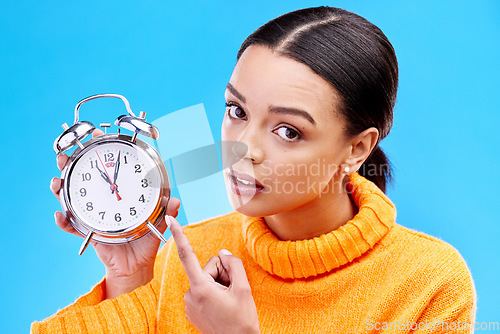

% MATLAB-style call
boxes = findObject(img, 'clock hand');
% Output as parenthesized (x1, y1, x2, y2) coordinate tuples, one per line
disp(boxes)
(96, 163, 112, 185)
(112, 151, 121, 193)
(96, 151, 122, 201)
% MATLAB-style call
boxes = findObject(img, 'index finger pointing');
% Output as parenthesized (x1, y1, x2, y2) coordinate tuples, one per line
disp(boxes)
(167, 215, 203, 284)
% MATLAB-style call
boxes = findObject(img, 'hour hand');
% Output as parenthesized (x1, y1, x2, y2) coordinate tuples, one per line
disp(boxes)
(96, 164, 112, 185)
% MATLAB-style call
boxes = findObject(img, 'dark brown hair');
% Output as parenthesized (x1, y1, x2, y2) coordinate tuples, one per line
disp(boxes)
(237, 6, 398, 192)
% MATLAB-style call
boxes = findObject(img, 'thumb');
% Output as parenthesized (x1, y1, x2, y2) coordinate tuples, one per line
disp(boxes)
(218, 249, 251, 293)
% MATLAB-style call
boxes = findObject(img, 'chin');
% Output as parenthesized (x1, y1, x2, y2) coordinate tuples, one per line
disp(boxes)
(224, 186, 269, 218)
(225, 191, 261, 217)
(223, 175, 313, 218)
(232, 204, 268, 218)
(225, 190, 295, 218)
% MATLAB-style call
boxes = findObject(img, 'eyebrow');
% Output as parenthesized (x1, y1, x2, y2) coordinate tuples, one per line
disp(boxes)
(225, 83, 317, 126)
(226, 83, 247, 104)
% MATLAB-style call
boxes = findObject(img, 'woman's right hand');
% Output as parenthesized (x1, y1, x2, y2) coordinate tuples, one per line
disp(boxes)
(50, 129, 181, 299)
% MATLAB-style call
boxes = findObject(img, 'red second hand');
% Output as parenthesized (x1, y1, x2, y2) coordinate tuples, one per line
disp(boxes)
(96, 151, 122, 201)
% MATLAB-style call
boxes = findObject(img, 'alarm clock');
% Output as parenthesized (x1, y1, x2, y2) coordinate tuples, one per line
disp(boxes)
(53, 94, 170, 255)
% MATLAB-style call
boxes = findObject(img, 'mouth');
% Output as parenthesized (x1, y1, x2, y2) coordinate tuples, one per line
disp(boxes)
(226, 169, 265, 197)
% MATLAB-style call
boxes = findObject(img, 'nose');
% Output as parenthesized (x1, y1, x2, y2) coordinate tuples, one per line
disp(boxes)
(233, 125, 264, 163)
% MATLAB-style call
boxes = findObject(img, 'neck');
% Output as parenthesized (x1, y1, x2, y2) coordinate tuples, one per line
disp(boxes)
(263, 176, 358, 241)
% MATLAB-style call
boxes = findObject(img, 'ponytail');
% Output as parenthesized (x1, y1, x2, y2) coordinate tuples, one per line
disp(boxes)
(357, 146, 392, 193)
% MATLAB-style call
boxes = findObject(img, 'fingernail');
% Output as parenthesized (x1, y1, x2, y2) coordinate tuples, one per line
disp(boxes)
(54, 212, 58, 219)
(166, 215, 172, 228)
(220, 249, 232, 256)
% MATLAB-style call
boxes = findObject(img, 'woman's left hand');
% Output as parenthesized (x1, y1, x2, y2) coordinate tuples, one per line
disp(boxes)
(167, 215, 260, 334)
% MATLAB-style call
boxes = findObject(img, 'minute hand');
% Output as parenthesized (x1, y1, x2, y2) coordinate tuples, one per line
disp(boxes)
(112, 151, 121, 193)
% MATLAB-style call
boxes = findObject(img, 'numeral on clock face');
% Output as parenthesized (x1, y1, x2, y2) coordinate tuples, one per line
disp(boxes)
(104, 153, 114, 162)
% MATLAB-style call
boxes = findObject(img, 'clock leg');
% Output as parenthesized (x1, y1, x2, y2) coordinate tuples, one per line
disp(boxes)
(79, 231, 94, 255)
(146, 222, 168, 243)
(146, 207, 168, 243)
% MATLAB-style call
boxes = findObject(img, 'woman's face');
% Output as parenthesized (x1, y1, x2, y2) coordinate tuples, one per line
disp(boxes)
(221, 44, 351, 217)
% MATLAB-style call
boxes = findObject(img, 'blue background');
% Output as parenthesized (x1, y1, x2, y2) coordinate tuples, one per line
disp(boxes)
(1, 0, 498, 332)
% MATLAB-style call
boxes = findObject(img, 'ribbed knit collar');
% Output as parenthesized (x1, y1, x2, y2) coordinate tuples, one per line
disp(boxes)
(241, 172, 396, 279)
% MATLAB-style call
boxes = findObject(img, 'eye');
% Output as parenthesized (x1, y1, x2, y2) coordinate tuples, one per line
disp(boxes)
(274, 126, 301, 142)
(225, 103, 247, 120)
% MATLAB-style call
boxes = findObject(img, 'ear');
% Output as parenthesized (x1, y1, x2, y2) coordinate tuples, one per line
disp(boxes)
(344, 127, 379, 172)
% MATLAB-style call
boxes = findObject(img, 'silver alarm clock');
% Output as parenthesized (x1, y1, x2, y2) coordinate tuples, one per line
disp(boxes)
(54, 94, 170, 255)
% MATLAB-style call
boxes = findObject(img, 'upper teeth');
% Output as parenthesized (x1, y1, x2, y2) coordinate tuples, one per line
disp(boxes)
(235, 176, 254, 185)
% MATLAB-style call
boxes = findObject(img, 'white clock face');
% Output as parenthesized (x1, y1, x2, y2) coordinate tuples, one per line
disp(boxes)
(67, 140, 162, 232)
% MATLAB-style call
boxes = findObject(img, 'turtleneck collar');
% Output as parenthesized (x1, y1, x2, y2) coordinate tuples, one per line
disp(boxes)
(241, 172, 397, 279)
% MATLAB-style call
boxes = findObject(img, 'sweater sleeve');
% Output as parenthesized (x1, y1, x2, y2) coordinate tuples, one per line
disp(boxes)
(413, 248, 477, 334)
(30, 239, 172, 334)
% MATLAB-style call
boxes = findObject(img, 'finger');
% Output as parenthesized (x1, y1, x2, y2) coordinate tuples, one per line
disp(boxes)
(54, 211, 83, 239)
(92, 129, 105, 138)
(202, 255, 230, 287)
(218, 250, 252, 292)
(165, 197, 181, 218)
(50, 177, 62, 200)
(167, 215, 203, 284)
(202, 256, 220, 280)
(56, 154, 69, 171)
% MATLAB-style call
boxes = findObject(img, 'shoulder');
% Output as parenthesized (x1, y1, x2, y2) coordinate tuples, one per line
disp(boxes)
(382, 224, 477, 324)
(183, 211, 242, 234)
(181, 211, 243, 248)
(184, 211, 244, 258)
(386, 224, 468, 265)
(381, 223, 475, 292)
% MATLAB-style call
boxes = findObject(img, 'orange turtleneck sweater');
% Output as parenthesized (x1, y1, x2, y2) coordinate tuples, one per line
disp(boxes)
(31, 173, 476, 333)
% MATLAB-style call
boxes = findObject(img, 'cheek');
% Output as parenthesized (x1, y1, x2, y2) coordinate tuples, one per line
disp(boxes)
(221, 118, 229, 141)
(221, 118, 243, 142)
(221, 119, 247, 169)
(260, 149, 338, 198)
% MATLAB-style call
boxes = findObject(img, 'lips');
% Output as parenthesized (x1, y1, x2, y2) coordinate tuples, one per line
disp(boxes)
(226, 169, 265, 197)
(227, 169, 264, 188)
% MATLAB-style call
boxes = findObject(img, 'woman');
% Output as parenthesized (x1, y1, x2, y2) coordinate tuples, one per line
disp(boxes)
(33, 6, 476, 333)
